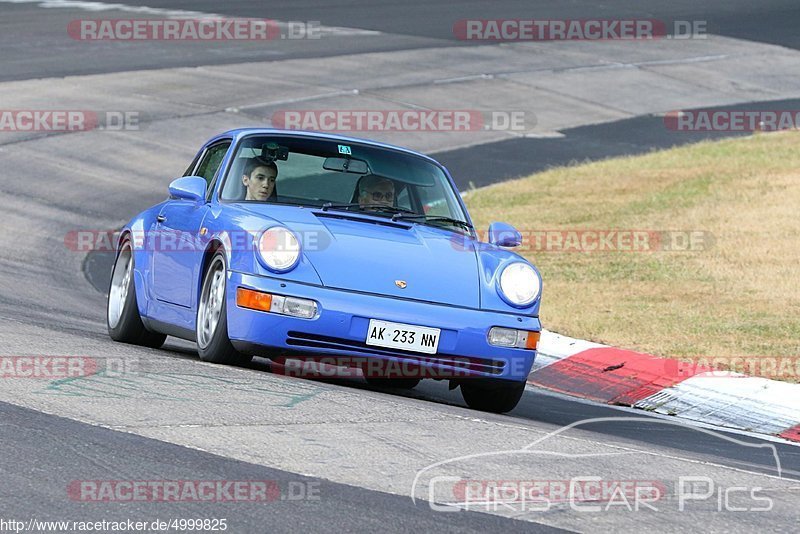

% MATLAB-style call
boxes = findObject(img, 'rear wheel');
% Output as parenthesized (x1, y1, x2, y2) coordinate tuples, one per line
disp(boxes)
(196, 252, 251, 366)
(107, 238, 166, 348)
(461, 381, 526, 414)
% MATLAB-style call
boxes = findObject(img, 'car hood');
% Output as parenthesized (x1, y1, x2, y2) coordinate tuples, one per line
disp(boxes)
(234, 204, 481, 308)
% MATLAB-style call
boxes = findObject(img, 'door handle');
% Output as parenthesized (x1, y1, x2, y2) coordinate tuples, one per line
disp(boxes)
(156, 215, 167, 223)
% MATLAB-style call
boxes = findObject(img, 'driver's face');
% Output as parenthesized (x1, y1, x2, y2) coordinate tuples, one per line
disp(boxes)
(243, 165, 277, 201)
(359, 181, 395, 208)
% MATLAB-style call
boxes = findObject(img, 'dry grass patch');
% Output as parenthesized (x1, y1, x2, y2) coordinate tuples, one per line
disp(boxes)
(465, 131, 800, 380)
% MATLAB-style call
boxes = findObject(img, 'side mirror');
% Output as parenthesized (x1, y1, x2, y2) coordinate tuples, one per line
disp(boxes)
(168, 176, 207, 203)
(488, 222, 522, 247)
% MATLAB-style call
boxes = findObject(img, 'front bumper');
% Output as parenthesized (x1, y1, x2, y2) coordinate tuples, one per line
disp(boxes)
(226, 271, 540, 383)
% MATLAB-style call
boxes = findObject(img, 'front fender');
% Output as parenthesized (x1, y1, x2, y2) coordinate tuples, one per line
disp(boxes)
(201, 206, 323, 286)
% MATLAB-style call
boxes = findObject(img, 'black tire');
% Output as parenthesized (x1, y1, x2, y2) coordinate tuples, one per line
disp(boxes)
(196, 252, 251, 366)
(364, 376, 421, 390)
(107, 238, 166, 349)
(461, 381, 526, 413)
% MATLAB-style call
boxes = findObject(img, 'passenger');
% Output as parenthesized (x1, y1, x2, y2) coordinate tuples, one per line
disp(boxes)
(242, 158, 278, 201)
(357, 174, 395, 209)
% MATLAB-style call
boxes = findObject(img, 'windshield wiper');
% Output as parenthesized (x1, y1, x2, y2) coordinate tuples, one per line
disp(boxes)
(391, 213, 474, 231)
(320, 202, 416, 215)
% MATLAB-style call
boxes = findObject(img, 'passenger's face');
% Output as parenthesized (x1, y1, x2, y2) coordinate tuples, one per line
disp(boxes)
(359, 181, 395, 208)
(243, 166, 277, 201)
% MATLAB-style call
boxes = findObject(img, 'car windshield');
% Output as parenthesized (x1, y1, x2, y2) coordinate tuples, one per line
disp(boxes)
(220, 135, 471, 234)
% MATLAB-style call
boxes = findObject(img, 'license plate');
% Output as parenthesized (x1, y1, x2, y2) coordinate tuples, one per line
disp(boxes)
(365, 319, 440, 354)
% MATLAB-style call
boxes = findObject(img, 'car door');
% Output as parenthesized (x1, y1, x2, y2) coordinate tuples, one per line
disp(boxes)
(152, 139, 231, 308)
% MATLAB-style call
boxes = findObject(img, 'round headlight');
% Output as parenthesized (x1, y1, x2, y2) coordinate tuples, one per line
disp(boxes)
(257, 227, 301, 272)
(498, 262, 541, 307)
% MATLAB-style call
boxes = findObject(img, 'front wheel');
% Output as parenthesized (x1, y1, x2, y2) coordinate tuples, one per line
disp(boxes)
(196, 252, 251, 366)
(107, 238, 166, 348)
(461, 381, 526, 414)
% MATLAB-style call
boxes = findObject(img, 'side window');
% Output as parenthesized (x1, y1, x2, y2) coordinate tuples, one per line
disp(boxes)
(182, 152, 201, 177)
(194, 141, 232, 190)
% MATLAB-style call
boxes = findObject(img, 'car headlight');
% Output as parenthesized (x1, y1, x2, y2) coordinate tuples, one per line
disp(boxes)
(497, 262, 541, 307)
(257, 226, 301, 272)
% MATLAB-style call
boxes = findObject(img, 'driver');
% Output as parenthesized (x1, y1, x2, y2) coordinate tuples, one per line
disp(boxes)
(242, 157, 278, 201)
(357, 174, 395, 209)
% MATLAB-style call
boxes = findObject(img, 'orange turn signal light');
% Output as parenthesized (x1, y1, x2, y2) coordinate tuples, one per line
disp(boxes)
(525, 330, 541, 350)
(236, 288, 273, 312)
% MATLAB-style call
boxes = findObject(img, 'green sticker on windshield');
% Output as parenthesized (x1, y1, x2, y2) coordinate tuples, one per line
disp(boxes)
(338, 145, 352, 155)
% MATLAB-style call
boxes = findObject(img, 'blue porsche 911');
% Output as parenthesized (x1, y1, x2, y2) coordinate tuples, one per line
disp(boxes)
(107, 129, 542, 413)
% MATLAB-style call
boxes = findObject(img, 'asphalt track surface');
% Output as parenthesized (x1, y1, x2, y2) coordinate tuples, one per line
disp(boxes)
(0, 401, 560, 533)
(2, 1, 800, 532)
(2, 0, 799, 82)
(119, 0, 800, 49)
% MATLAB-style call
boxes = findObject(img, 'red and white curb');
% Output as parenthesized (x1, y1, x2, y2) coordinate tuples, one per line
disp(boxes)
(529, 330, 800, 443)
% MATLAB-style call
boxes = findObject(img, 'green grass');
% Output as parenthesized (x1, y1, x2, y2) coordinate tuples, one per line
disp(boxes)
(464, 131, 800, 380)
